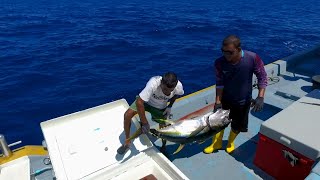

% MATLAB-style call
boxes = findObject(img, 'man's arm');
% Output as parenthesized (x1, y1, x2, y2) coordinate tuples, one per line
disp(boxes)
(162, 95, 179, 119)
(257, 88, 265, 98)
(252, 54, 267, 111)
(215, 60, 224, 105)
(168, 95, 179, 108)
(215, 88, 223, 104)
(253, 54, 267, 98)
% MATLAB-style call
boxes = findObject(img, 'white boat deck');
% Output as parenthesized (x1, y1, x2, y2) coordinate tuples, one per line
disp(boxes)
(148, 45, 320, 179)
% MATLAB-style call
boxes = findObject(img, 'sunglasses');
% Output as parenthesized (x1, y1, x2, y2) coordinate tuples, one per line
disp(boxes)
(221, 48, 238, 56)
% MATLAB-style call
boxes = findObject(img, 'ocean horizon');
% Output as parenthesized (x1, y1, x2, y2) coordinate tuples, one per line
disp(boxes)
(1, 0, 319, 145)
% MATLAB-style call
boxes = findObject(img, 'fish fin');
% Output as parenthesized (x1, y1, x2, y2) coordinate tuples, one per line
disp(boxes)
(187, 126, 205, 138)
(126, 128, 142, 141)
(154, 118, 175, 125)
(164, 119, 175, 125)
(173, 144, 185, 155)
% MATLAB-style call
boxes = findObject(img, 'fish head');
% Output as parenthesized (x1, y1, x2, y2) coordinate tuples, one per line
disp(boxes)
(207, 109, 231, 127)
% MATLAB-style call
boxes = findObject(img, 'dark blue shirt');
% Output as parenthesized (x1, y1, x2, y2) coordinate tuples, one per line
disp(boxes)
(215, 50, 267, 105)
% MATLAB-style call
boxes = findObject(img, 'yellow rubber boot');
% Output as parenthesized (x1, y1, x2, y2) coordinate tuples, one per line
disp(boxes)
(203, 130, 224, 154)
(226, 130, 239, 154)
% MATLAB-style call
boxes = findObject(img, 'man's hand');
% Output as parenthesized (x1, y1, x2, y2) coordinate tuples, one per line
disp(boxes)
(213, 103, 222, 112)
(163, 107, 172, 119)
(251, 97, 264, 112)
(140, 121, 150, 134)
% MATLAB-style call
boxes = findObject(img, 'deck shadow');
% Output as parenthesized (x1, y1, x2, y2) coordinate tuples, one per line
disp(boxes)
(159, 140, 214, 161)
(116, 130, 137, 161)
(305, 89, 320, 99)
(301, 85, 314, 93)
(250, 103, 282, 121)
(287, 61, 320, 77)
(116, 128, 148, 162)
(281, 74, 311, 82)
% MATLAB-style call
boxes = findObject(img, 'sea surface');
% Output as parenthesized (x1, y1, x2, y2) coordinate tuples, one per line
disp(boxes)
(1, 0, 319, 145)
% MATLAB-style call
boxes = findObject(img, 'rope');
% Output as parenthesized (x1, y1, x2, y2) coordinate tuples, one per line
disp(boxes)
(252, 76, 280, 89)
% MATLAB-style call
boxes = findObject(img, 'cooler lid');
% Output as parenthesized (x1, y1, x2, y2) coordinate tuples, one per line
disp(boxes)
(260, 89, 320, 160)
(40, 99, 152, 180)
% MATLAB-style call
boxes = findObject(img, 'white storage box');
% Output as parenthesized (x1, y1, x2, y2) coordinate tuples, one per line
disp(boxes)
(41, 99, 188, 180)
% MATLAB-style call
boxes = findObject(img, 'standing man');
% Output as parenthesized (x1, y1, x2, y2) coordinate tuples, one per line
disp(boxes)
(118, 72, 184, 155)
(204, 35, 267, 154)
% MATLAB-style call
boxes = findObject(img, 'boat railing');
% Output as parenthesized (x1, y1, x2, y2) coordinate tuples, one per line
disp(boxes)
(0, 134, 12, 157)
(0, 135, 22, 158)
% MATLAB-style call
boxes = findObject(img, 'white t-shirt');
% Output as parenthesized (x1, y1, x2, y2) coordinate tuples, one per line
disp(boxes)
(139, 76, 184, 109)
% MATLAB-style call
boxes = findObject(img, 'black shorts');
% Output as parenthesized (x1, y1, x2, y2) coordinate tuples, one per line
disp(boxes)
(222, 101, 251, 132)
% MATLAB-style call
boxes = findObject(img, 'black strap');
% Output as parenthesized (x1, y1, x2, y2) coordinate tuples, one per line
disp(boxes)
(205, 116, 213, 130)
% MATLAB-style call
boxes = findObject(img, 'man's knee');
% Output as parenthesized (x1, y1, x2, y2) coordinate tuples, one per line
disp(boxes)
(124, 109, 137, 121)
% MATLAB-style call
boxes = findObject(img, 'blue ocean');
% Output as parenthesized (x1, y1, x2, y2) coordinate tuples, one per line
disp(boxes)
(1, 0, 319, 146)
